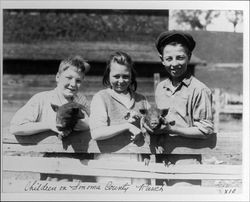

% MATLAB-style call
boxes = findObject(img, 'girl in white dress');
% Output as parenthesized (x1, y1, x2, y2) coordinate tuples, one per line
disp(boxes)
(89, 51, 150, 184)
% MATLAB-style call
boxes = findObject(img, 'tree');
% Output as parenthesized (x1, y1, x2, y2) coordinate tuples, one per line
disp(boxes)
(225, 10, 243, 32)
(173, 10, 220, 30)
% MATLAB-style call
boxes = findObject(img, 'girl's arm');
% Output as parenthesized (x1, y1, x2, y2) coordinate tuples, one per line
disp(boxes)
(91, 122, 140, 141)
(89, 93, 141, 140)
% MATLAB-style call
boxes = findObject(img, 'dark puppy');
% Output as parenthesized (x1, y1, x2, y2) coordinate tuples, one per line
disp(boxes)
(143, 107, 169, 130)
(51, 102, 88, 140)
(141, 106, 174, 165)
(142, 106, 170, 153)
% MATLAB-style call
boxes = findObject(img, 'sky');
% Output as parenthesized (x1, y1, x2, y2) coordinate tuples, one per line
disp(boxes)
(169, 10, 243, 33)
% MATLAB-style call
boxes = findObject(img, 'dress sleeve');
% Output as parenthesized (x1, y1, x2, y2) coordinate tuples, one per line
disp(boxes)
(10, 94, 42, 127)
(193, 88, 214, 135)
(89, 93, 108, 130)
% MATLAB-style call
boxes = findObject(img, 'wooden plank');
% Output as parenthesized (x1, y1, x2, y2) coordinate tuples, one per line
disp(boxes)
(3, 129, 242, 155)
(3, 42, 204, 64)
(220, 105, 243, 114)
(3, 156, 242, 180)
(213, 88, 220, 132)
(3, 130, 151, 154)
(2, 75, 155, 88)
(2, 143, 151, 154)
(4, 156, 242, 175)
(2, 133, 217, 154)
(2, 179, 242, 194)
(75, 159, 242, 176)
(153, 73, 160, 92)
(214, 63, 242, 68)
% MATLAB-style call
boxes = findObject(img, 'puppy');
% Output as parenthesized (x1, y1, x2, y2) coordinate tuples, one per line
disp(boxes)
(141, 106, 174, 165)
(124, 106, 173, 165)
(51, 102, 88, 140)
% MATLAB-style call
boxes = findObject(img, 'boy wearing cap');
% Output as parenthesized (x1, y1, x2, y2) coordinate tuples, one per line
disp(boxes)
(154, 30, 214, 186)
(10, 55, 92, 181)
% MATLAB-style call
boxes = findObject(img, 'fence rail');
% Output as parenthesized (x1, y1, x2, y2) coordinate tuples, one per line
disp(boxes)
(2, 73, 243, 195)
(3, 156, 241, 180)
(2, 127, 242, 194)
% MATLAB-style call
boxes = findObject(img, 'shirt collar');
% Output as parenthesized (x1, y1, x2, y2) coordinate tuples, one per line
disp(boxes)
(163, 75, 193, 89)
(54, 87, 76, 105)
(107, 88, 135, 109)
(182, 74, 193, 86)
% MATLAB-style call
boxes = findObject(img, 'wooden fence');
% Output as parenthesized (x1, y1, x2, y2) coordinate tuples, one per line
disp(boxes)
(2, 74, 243, 196)
(2, 125, 242, 195)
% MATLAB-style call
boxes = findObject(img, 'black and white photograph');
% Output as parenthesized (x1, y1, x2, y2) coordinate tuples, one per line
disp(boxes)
(1, 1, 249, 201)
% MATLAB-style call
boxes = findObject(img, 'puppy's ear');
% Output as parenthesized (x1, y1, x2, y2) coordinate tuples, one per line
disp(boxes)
(78, 109, 85, 119)
(139, 108, 147, 115)
(158, 54, 163, 61)
(51, 103, 59, 112)
(79, 104, 90, 116)
(161, 109, 169, 117)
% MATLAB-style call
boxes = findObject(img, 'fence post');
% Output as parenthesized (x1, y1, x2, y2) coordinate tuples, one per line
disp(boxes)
(152, 73, 160, 186)
(154, 73, 160, 93)
(213, 88, 220, 133)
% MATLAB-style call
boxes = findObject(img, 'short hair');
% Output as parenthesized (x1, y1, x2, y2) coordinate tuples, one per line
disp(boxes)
(102, 51, 137, 92)
(58, 55, 90, 74)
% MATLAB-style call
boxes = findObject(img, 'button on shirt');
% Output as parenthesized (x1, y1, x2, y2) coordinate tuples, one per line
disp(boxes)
(155, 75, 214, 135)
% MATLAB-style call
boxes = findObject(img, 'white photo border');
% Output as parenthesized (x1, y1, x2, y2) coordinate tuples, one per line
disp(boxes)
(1, 1, 249, 201)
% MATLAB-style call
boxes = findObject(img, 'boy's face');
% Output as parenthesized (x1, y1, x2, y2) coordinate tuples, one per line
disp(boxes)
(56, 65, 84, 99)
(161, 44, 189, 80)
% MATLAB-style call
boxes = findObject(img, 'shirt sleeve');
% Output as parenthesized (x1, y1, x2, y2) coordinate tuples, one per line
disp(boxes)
(193, 88, 214, 135)
(89, 93, 108, 130)
(76, 94, 90, 116)
(10, 94, 42, 127)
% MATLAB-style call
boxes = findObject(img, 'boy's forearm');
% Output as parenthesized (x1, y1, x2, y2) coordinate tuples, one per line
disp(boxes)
(10, 122, 52, 136)
(169, 126, 207, 139)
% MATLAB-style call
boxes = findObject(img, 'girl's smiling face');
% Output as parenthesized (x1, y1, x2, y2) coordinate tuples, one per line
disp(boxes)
(109, 61, 131, 94)
(56, 65, 84, 99)
(161, 44, 190, 80)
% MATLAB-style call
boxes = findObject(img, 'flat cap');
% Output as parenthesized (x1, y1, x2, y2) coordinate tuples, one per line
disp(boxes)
(155, 30, 196, 54)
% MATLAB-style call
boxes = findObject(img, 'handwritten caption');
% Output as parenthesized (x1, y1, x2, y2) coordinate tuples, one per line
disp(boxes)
(19, 180, 239, 194)
(24, 180, 164, 193)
